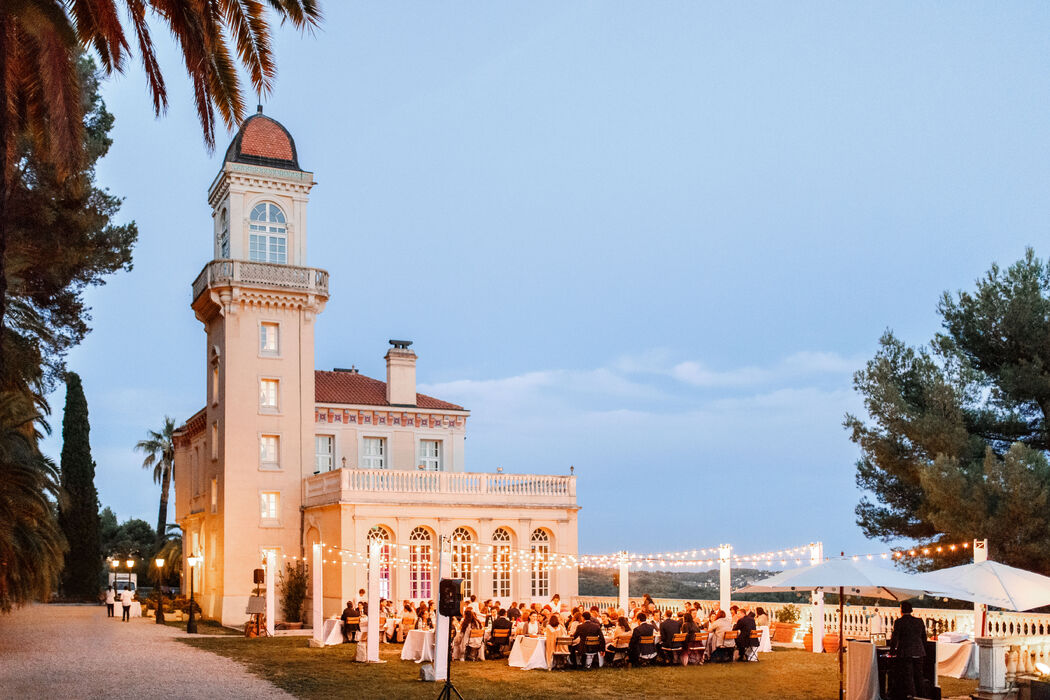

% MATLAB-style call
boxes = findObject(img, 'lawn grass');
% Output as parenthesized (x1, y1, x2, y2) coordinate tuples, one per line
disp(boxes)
(160, 617, 241, 635)
(178, 638, 979, 699)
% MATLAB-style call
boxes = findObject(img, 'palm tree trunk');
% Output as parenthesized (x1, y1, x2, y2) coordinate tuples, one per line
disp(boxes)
(0, 15, 10, 382)
(156, 464, 171, 550)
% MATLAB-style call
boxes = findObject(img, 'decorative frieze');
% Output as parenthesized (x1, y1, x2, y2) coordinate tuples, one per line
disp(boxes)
(314, 408, 465, 429)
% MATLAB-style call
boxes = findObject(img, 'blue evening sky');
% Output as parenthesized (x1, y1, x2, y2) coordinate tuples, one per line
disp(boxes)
(40, 2, 1050, 562)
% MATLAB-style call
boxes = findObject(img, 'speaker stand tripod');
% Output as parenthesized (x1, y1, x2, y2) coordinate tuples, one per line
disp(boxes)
(436, 623, 463, 700)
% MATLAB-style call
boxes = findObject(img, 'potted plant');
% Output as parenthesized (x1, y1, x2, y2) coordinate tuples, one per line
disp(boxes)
(279, 562, 308, 629)
(773, 605, 801, 643)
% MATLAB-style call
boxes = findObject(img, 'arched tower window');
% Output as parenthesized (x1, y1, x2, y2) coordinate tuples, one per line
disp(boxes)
(491, 528, 512, 600)
(451, 527, 473, 598)
(409, 527, 433, 600)
(249, 202, 287, 264)
(367, 525, 392, 599)
(218, 209, 229, 258)
(530, 529, 550, 600)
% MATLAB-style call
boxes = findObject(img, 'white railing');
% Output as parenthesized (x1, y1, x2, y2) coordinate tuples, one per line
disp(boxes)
(574, 595, 1050, 642)
(305, 468, 576, 507)
(192, 259, 329, 301)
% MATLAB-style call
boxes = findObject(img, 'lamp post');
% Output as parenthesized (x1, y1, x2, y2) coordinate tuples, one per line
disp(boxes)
(187, 554, 202, 634)
(125, 558, 135, 591)
(154, 558, 166, 625)
(110, 559, 119, 589)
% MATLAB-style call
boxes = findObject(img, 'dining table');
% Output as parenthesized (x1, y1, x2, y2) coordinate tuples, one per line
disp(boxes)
(401, 629, 436, 663)
(321, 618, 344, 646)
(508, 635, 548, 670)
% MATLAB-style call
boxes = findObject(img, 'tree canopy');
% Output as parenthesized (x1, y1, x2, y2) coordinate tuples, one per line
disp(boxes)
(848, 249, 1050, 573)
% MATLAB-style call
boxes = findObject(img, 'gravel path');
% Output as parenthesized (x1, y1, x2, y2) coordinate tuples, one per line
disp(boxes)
(0, 604, 293, 699)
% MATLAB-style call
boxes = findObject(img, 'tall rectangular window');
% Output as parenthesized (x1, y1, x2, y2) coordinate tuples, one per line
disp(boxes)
(260, 492, 280, 521)
(418, 440, 442, 471)
(315, 435, 334, 473)
(210, 477, 218, 513)
(361, 438, 386, 469)
(211, 367, 219, 404)
(259, 379, 279, 410)
(260, 322, 279, 355)
(259, 435, 280, 468)
(211, 423, 218, 460)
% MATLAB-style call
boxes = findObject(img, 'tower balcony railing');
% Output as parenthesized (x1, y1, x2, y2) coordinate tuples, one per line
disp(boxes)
(304, 468, 577, 508)
(192, 259, 329, 301)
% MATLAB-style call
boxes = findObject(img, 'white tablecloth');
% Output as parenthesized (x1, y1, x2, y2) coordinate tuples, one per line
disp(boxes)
(937, 640, 978, 679)
(757, 625, 772, 652)
(508, 636, 548, 670)
(847, 640, 882, 700)
(120, 602, 141, 618)
(322, 619, 344, 646)
(401, 629, 435, 663)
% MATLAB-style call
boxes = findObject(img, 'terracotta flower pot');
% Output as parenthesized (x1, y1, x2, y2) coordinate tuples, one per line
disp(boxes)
(803, 632, 813, 652)
(772, 622, 799, 643)
(823, 634, 840, 654)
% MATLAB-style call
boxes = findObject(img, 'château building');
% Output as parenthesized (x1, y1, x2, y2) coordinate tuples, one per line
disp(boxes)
(172, 110, 579, 627)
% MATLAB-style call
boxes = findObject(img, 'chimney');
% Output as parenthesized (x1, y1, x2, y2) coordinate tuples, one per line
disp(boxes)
(385, 340, 417, 406)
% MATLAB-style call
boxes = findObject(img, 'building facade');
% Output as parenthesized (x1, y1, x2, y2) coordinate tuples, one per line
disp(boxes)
(173, 111, 579, 627)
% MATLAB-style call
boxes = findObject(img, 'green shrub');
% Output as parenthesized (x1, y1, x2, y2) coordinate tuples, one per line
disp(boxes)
(279, 562, 308, 623)
(775, 604, 801, 624)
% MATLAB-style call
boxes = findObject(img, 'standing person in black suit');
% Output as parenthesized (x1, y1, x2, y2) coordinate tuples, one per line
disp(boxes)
(570, 611, 603, 667)
(733, 610, 757, 661)
(888, 601, 927, 699)
(659, 610, 682, 664)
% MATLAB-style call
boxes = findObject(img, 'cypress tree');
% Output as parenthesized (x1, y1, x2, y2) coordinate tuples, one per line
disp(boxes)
(58, 372, 102, 598)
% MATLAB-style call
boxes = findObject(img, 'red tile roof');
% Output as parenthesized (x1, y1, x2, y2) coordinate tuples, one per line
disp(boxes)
(240, 116, 294, 161)
(315, 370, 465, 411)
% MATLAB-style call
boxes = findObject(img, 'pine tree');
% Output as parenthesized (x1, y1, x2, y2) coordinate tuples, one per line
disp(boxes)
(58, 372, 101, 598)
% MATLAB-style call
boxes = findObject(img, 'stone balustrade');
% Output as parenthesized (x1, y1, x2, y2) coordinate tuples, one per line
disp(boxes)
(304, 468, 577, 508)
(575, 595, 1050, 644)
(192, 259, 329, 301)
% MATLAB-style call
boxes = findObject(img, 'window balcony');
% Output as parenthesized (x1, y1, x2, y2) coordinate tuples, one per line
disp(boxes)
(304, 469, 577, 509)
(192, 259, 329, 302)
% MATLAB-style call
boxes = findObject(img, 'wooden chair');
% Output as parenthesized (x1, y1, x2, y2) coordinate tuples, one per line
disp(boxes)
(606, 632, 632, 668)
(744, 629, 762, 662)
(343, 616, 361, 642)
(634, 635, 658, 667)
(581, 635, 604, 669)
(551, 636, 573, 670)
(464, 628, 486, 661)
(685, 632, 708, 665)
(660, 632, 687, 664)
(486, 628, 511, 659)
(710, 630, 738, 663)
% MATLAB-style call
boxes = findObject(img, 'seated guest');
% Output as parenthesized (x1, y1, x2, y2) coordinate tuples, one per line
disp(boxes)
(570, 611, 603, 667)
(487, 608, 513, 657)
(567, 610, 583, 637)
(659, 610, 682, 664)
(399, 601, 417, 641)
(452, 609, 484, 661)
(507, 602, 521, 623)
(606, 616, 633, 665)
(755, 607, 770, 628)
(518, 610, 541, 636)
(680, 613, 702, 666)
(417, 608, 433, 630)
(706, 610, 732, 659)
(544, 613, 570, 668)
(733, 609, 757, 661)
(600, 612, 613, 630)
(340, 600, 359, 643)
(628, 612, 658, 666)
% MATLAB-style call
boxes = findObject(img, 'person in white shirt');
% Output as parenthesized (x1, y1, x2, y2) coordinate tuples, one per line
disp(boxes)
(105, 586, 115, 618)
(119, 586, 133, 622)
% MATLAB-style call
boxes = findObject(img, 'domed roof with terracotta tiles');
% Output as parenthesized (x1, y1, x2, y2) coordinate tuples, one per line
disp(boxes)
(223, 107, 300, 170)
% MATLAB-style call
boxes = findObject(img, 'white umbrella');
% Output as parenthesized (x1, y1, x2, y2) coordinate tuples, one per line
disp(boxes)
(737, 557, 945, 600)
(737, 558, 963, 700)
(912, 560, 1050, 612)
